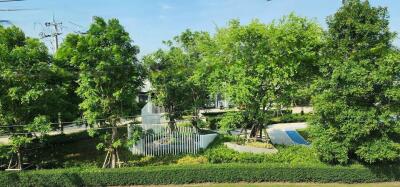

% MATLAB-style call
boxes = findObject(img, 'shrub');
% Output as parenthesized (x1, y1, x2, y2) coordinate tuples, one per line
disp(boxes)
(205, 116, 222, 130)
(246, 142, 274, 149)
(177, 122, 192, 128)
(203, 135, 321, 165)
(0, 163, 399, 186)
(0, 144, 10, 170)
(218, 112, 244, 131)
(270, 113, 311, 124)
(176, 155, 208, 165)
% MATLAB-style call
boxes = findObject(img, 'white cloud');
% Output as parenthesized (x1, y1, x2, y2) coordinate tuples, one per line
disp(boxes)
(160, 3, 173, 10)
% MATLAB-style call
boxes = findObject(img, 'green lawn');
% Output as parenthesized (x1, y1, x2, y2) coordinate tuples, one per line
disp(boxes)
(164, 182, 400, 187)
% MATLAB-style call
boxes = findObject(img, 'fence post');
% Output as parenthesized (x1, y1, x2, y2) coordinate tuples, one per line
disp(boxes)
(58, 112, 63, 134)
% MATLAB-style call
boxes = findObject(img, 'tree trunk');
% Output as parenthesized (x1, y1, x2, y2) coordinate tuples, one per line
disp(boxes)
(110, 126, 118, 168)
(17, 149, 22, 170)
(168, 115, 176, 131)
(191, 109, 201, 132)
(249, 121, 260, 138)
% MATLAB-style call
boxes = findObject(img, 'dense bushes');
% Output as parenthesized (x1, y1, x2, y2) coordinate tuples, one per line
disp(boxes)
(270, 113, 311, 124)
(218, 112, 244, 131)
(204, 112, 312, 130)
(203, 135, 320, 165)
(0, 163, 399, 186)
(0, 145, 9, 170)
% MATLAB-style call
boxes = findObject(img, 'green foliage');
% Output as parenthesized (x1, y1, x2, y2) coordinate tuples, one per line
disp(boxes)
(176, 155, 208, 165)
(270, 113, 312, 124)
(126, 124, 144, 148)
(202, 14, 323, 136)
(218, 112, 244, 131)
(1, 163, 399, 186)
(203, 135, 321, 165)
(56, 17, 145, 164)
(9, 136, 31, 153)
(56, 17, 144, 124)
(144, 30, 211, 125)
(25, 116, 52, 137)
(126, 154, 209, 167)
(176, 122, 192, 128)
(205, 115, 223, 130)
(0, 144, 9, 168)
(24, 127, 136, 169)
(8, 116, 51, 153)
(0, 25, 66, 158)
(310, 0, 400, 164)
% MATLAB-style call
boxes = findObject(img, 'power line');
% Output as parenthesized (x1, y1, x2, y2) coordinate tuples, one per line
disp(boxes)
(68, 21, 87, 34)
(0, 0, 25, 2)
(40, 16, 62, 51)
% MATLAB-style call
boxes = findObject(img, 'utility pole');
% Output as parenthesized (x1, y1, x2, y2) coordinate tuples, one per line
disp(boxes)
(40, 16, 62, 51)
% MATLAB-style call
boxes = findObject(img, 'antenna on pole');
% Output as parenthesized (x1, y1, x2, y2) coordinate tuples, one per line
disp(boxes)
(40, 15, 62, 51)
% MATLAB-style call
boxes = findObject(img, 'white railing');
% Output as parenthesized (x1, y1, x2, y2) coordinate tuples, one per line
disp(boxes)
(128, 124, 217, 156)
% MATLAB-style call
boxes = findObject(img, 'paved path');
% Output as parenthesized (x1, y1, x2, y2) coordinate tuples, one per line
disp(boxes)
(224, 142, 278, 154)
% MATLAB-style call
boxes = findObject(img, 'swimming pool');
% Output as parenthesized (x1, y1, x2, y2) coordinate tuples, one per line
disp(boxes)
(286, 131, 310, 145)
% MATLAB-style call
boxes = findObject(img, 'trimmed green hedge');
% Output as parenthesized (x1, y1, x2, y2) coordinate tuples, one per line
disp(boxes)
(270, 113, 312, 124)
(1, 163, 399, 186)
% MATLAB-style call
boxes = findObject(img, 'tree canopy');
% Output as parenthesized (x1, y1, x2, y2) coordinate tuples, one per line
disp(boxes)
(144, 30, 211, 128)
(202, 14, 323, 137)
(310, 0, 400, 164)
(0, 25, 64, 169)
(56, 17, 145, 168)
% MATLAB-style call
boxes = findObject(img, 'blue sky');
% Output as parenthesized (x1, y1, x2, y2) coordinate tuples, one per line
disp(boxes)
(1, 0, 400, 55)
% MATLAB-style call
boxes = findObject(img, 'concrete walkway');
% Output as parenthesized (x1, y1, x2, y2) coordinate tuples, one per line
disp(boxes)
(224, 142, 278, 154)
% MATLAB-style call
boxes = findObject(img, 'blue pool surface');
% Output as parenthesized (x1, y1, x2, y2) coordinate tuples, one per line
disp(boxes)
(286, 131, 310, 145)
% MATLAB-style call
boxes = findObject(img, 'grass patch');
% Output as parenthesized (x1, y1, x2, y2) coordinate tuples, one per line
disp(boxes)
(28, 126, 136, 169)
(202, 135, 322, 165)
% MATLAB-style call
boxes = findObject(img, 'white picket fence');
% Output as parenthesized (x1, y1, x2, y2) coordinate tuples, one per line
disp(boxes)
(128, 124, 217, 156)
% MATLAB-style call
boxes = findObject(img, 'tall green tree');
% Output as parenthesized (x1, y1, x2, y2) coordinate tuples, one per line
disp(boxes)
(204, 15, 323, 138)
(56, 17, 145, 168)
(144, 30, 211, 129)
(310, 0, 400, 164)
(0, 26, 62, 170)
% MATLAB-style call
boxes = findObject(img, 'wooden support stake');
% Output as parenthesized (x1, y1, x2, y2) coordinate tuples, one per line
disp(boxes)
(58, 112, 63, 134)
